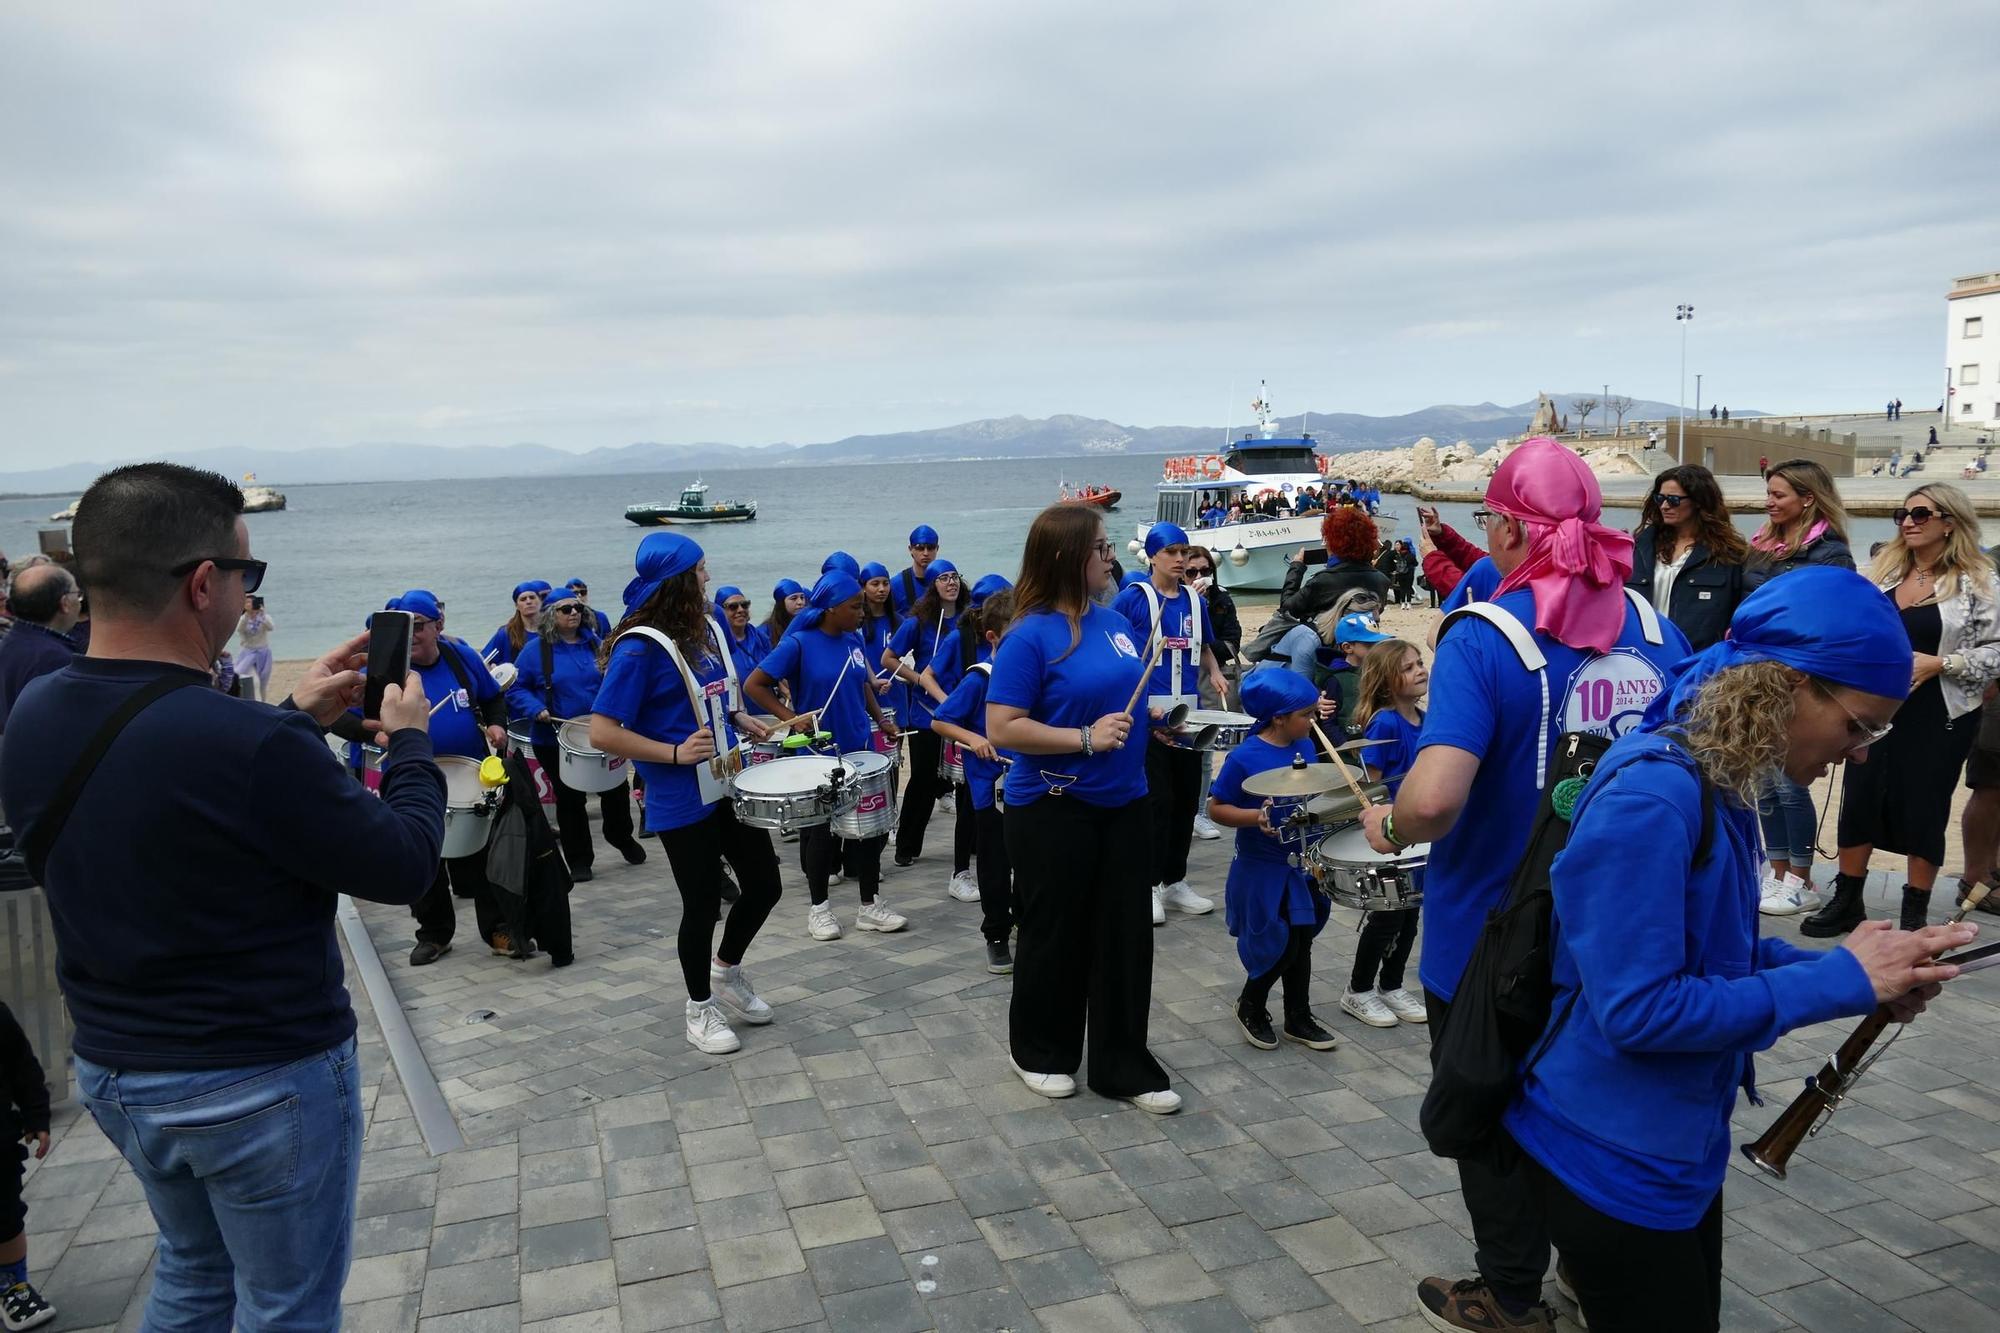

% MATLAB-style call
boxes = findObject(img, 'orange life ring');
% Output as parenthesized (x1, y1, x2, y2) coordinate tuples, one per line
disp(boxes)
(1200, 456, 1224, 480)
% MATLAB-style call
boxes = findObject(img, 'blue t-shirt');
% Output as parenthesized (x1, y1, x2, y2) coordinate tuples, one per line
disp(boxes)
(1361, 708, 1424, 797)
(716, 616, 762, 688)
(989, 606, 1148, 808)
(1111, 581, 1215, 701)
(593, 634, 738, 833)
(350, 639, 499, 762)
(931, 628, 969, 699)
(479, 624, 522, 665)
(890, 565, 935, 614)
(1210, 733, 1314, 869)
(890, 610, 958, 724)
(861, 611, 905, 726)
(1442, 556, 1502, 612)
(508, 636, 605, 746)
(933, 665, 1004, 811)
(759, 627, 875, 754)
(1416, 589, 1688, 1000)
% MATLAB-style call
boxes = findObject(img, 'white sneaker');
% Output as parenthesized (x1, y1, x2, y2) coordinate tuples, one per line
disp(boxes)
(1159, 881, 1215, 915)
(685, 999, 741, 1054)
(1009, 1056, 1076, 1099)
(857, 900, 909, 932)
(937, 791, 956, 815)
(1758, 873, 1807, 916)
(709, 962, 773, 1025)
(1793, 875, 1824, 911)
(828, 870, 845, 887)
(1340, 988, 1399, 1028)
(1125, 1089, 1183, 1115)
(1380, 987, 1428, 1024)
(1150, 886, 1167, 926)
(1191, 813, 1223, 841)
(807, 903, 843, 940)
(947, 870, 980, 902)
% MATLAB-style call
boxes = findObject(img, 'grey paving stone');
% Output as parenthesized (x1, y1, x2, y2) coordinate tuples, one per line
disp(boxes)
(519, 1259, 617, 1322)
(956, 1168, 1049, 1219)
(862, 1163, 956, 1211)
(355, 1208, 439, 1261)
(898, 1238, 1005, 1297)
(819, 1281, 932, 1333)
(977, 1205, 1079, 1261)
(706, 1228, 807, 1288)
(1763, 1277, 1920, 1332)
(1173, 1212, 1285, 1272)
(601, 1121, 679, 1162)
(607, 1187, 697, 1239)
(343, 1292, 424, 1333)
(603, 1153, 687, 1199)
(773, 1161, 868, 1209)
(1138, 1295, 1260, 1333)
(521, 1218, 614, 1273)
(617, 1271, 722, 1331)
(803, 1235, 909, 1297)
(1830, 1198, 1969, 1258)
(1109, 1250, 1225, 1308)
(715, 1272, 823, 1333)
(431, 1215, 521, 1268)
(882, 1199, 982, 1251)
(1888, 1286, 2000, 1333)
(612, 1228, 709, 1284)
(420, 1255, 522, 1318)
(437, 1177, 522, 1226)
(924, 1286, 1042, 1333)
(693, 1189, 790, 1241)
(1003, 1245, 1114, 1308)
(760, 1129, 846, 1172)
(1135, 1176, 1241, 1228)
(789, 1197, 887, 1250)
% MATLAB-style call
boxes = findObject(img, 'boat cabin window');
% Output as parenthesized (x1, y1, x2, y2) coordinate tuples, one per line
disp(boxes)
(1153, 490, 1196, 526)
(1225, 445, 1317, 474)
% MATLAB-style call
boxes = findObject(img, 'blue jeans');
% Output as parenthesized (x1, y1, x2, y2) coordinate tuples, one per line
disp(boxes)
(1758, 777, 1818, 871)
(76, 1038, 362, 1332)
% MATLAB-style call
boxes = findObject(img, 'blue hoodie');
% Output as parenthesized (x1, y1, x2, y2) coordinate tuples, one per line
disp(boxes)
(1502, 734, 1874, 1230)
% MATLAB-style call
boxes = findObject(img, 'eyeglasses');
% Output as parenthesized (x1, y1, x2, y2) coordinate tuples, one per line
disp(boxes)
(1471, 509, 1493, 531)
(169, 556, 266, 593)
(722, 600, 751, 611)
(1092, 539, 1115, 557)
(411, 617, 437, 631)
(936, 572, 961, 582)
(555, 605, 583, 615)
(1892, 506, 1939, 525)
(1817, 682, 1893, 753)
(1654, 493, 1689, 508)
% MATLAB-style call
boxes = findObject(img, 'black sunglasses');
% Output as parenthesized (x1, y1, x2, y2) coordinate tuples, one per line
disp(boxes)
(722, 600, 751, 611)
(555, 604, 584, 614)
(169, 556, 266, 593)
(1892, 506, 1941, 525)
(1654, 493, 1690, 508)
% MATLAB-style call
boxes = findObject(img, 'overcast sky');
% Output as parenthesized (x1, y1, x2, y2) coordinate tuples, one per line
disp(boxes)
(4, 1, 1996, 468)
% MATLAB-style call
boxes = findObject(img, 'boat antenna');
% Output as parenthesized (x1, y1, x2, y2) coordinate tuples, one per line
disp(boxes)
(1222, 381, 1233, 448)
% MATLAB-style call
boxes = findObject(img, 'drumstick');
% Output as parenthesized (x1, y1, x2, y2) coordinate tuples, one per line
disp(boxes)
(1310, 720, 1375, 810)
(1122, 634, 1168, 718)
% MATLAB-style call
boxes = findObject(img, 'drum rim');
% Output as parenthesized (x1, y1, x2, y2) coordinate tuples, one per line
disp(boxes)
(1182, 708, 1255, 725)
(839, 750, 893, 774)
(1316, 822, 1430, 859)
(556, 718, 603, 756)
(734, 756, 853, 794)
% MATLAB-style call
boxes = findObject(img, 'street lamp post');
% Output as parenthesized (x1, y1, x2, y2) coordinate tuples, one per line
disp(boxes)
(1604, 382, 1609, 437)
(1696, 373, 1703, 423)
(1676, 304, 1695, 464)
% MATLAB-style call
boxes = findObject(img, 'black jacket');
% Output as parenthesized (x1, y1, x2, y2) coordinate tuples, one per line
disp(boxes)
(1625, 528, 1751, 652)
(1203, 585, 1242, 663)
(1742, 531, 1856, 588)
(1279, 558, 1393, 623)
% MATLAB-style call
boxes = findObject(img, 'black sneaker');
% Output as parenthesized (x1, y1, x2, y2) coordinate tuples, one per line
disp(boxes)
(572, 865, 594, 883)
(985, 940, 1014, 974)
(1416, 1276, 1555, 1331)
(615, 839, 647, 865)
(2, 1281, 56, 1332)
(408, 941, 450, 967)
(894, 855, 917, 868)
(1237, 1002, 1277, 1050)
(1282, 1012, 1339, 1051)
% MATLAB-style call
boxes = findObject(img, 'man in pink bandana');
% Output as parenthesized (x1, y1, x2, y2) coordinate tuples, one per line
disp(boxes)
(1361, 438, 1691, 1331)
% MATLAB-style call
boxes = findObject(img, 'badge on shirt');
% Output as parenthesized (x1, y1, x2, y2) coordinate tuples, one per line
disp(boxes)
(1111, 632, 1139, 658)
(1163, 636, 1190, 651)
(1564, 652, 1665, 738)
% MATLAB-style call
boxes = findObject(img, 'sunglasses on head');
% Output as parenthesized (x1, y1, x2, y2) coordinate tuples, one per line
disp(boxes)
(1892, 506, 1941, 525)
(1654, 493, 1690, 508)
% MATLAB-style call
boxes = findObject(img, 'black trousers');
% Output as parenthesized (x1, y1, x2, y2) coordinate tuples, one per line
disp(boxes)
(1144, 740, 1202, 887)
(974, 802, 1013, 943)
(531, 742, 636, 872)
(1426, 988, 1549, 1308)
(802, 826, 886, 904)
(1005, 795, 1168, 1098)
(952, 782, 976, 874)
(1520, 1136, 1723, 1332)
(1350, 908, 1420, 993)
(1241, 922, 1315, 1017)
(895, 728, 949, 861)
(411, 847, 503, 949)
(656, 804, 782, 1001)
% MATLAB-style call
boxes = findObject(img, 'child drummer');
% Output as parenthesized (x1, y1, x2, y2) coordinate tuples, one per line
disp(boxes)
(1340, 638, 1430, 1029)
(1207, 667, 1337, 1052)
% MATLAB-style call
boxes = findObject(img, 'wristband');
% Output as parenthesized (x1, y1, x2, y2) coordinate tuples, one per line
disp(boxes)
(670, 741, 680, 764)
(1080, 725, 1094, 757)
(1382, 811, 1408, 851)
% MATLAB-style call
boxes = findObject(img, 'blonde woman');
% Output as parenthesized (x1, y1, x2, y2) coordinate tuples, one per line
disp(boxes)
(1804, 483, 2000, 936)
(1745, 459, 1856, 918)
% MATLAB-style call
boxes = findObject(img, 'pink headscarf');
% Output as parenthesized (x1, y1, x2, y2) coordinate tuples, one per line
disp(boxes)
(1485, 437, 1635, 653)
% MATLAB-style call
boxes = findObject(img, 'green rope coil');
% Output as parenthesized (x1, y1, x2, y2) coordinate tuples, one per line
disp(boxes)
(1550, 775, 1588, 822)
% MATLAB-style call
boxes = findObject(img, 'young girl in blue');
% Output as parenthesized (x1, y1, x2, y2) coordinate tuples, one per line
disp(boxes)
(507, 587, 641, 880)
(1207, 667, 1338, 1052)
(589, 533, 783, 1056)
(858, 562, 903, 731)
(888, 559, 963, 869)
(747, 572, 906, 942)
(930, 588, 1016, 972)
(924, 573, 1011, 904)
(1341, 638, 1430, 1029)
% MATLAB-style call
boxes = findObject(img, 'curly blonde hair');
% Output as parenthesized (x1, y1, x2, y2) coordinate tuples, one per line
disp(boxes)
(1868, 483, 1993, 602)
(1676, 660, 1798, 807)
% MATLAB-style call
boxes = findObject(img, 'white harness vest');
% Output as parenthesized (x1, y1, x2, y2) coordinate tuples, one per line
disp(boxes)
(1137, 581, 1204, 715)
(617, 624, 740, 806)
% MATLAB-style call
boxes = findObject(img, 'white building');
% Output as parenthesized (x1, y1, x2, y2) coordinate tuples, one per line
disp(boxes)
(1947, 271, 2000, 430)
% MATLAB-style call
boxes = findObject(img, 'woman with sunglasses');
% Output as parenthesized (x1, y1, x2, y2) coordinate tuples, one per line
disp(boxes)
(887, 560, 964, 868)
(1806, 484, 2000, 937)
(1744, 460, 1855, 918)
(987, 505, 1179, 1114)
(1627, 465, 1751, 651)
(711, 586, 763, 682)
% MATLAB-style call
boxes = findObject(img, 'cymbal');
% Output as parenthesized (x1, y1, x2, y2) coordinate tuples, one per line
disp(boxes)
(1242, 763, 1347, 799)
(1335, 738, 1393, 753)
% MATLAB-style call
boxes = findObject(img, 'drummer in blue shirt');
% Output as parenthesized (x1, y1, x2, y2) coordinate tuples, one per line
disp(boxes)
(891, 523, 942, 613)
(987, 504, 1179, 1115)
(747, 572, 906, 942)
(482, 580, 550, 665)
(564, 578, 613, 638)
(507, 587, 642, 882)
(711, 585, 763, 685)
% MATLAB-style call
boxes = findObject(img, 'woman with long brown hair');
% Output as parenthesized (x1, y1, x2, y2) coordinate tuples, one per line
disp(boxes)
(482, 580, 550, 664)
(987, 505, 1179, 1114)
(1627, 464, 1751, 651)
(589, 533, 783, 1056)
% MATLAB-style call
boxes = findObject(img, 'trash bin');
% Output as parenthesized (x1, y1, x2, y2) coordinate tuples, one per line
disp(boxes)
(0, 830, 70, 1105)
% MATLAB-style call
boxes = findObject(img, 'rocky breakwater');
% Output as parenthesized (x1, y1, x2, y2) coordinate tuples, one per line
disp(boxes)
(1334, 436, 1660, 498)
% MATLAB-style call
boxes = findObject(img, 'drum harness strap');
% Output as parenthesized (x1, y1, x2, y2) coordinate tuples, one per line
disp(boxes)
(1436, 588, 1663, 791)
(615, 626, 738, 801)
(1136, 580, 1202, 706)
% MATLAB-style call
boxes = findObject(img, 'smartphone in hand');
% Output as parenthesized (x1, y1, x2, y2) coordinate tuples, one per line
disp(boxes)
(363, 612, 414, 722)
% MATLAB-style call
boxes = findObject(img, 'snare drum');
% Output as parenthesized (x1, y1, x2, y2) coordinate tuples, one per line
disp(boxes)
(1307, 823, 1428, 912)
(1181, 709, 1256, 751)
(438, 755, 499, 859)
(832, 751, 898, 838)
(939, 740, 965, 784)
(505, 719, 537, 752)
(557, 719, 628, 793)
(730, 755, 856, 833)
(1302, 783, 1391, 828)
(870, 707, 899, 755)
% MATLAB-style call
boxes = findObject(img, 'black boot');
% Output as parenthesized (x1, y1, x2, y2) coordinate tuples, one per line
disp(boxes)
(1800, 873, 1867, 937)
(1899, 885, 1931, 932)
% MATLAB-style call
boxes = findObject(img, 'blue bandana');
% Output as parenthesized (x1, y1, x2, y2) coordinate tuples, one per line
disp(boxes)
(512, 579, 552, 601)
(773, 577, 805, 602)
(910, 523, 940, 546)
(792, 571, 864, 636)
(712, 585, 744, 614)
(369, 589, 443, 627)
(1145, 522, 1191, 558)
(859, 561, 890, 583)
(1242, 666, 1320, 722)
(970, 573, 1012, 607)
(621, 533, 703, 617)
(821, 551, 861, 577)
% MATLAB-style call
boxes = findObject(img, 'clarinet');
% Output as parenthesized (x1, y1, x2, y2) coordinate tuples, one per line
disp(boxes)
(1741, 882, 1989, 1180)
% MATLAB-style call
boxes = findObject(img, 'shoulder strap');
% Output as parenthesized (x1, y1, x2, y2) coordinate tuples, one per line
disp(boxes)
(1437, 600, 1553, 788)
(706, 615, 741, 710)
(968, 661, 994, 678)
(23, 675, 201, 882)
(901, 569, 918, 606)
(616, 627, 708, 716)
(539, 636, 557, 710)
(1622, 587, 1666, 645)
(440, 641, 475, 695)
(1137, 581, 1163, 643)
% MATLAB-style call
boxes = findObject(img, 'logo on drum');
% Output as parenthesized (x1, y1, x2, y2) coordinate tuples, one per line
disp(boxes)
(857, 792, 888, 814)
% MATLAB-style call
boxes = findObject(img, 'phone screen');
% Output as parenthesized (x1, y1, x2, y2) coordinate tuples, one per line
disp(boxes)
(364, 611, 414, 722)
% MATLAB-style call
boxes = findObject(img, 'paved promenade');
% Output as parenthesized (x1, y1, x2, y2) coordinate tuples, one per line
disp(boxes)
(26, 832, 2000, 1332)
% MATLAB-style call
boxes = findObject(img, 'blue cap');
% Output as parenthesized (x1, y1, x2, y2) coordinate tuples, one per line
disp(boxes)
(969, 574, 1012, 607)
(821, 551, 861, 577)
(543, 587, 582, 612)
(621, 533, 703, 616)
(859, 561, 890, 583)
(773, 578, 806, 601)
(512, 579, 553, 601)
(1241, 666, 1319, 721)
(1335, 613, 1391, 646)
(1145, 523, 1191, 557)
(929, 558, 959, 580)
(910, 524, 940, 546)
(371, 589, 443, 626)
(713, 585, 745, 612)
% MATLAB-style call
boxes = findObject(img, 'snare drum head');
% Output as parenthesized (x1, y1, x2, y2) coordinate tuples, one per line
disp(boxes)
(840, 750, 891, 777)
(557, 719, 599, 754)
(1304, 784, 1390, 823)
(734, 756, 850, 794)
(1183, 709, 1254, 728)
(437, 756, 486, 804)
(1317, 821, 1429, 863)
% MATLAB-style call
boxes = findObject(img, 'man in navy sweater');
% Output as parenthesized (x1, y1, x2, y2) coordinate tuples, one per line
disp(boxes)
(0, 463, 444, 1332)
(0, 564, 81, 735)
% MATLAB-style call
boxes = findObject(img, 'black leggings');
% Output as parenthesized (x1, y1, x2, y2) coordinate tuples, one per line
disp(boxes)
(953, 781, 975, 874)
(1241, 923, 1315, 1017)
(974, 802, 1013, 943)
(1520, 1136, 1723, 1332)
(656, 804, 782, 1001)
(531, 742, 635, 871)
(1144, 740, 1202, 887)
(1349, 909, 1419, 993)
(802, 826, 885, 904)
(896, 728, 950, 860)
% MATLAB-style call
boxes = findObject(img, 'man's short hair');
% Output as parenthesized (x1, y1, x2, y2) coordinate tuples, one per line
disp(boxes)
(73, 464, 244, 615)
(6, 563, 75, 624)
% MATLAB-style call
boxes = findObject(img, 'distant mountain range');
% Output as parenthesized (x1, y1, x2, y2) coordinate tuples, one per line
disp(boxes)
(2, 394, 1736, 493)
